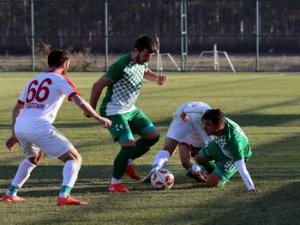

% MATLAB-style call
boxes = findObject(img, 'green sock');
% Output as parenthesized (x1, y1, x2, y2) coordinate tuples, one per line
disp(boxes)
(113, 146, 134, 179)
(59, 185, 71, 198)
(217, 180, 227, 189)
(7, 185, 19, 196)
(130, 136, 160, 159)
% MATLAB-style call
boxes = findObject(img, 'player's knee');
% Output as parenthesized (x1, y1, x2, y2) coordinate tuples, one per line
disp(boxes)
(144, 135, 160, 147)
(29, 151, 44, 165)
(206, 173, 222, 188)
(59, 149, 82, 164)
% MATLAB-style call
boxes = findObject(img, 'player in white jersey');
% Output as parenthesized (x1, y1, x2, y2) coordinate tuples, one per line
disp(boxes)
(1, 50, 112, 206)
(143, 101, 213, 183)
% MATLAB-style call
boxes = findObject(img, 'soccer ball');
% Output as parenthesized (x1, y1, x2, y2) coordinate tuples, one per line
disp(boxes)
(150, 169, 175, 190)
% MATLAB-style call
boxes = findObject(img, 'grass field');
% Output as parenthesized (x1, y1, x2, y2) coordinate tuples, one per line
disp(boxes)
(0, 72, 299, 225)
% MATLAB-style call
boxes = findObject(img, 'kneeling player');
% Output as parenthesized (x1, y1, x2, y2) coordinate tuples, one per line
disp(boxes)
(194, 109, 259, 192)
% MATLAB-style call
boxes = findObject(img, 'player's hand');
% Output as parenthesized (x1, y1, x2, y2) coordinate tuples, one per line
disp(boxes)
(84, 111, 92, 118)
(99, 117, 112, 128)
(156, 74, 167, 85)
(5, 135, 19, 151)
(180, 112, 190, 123)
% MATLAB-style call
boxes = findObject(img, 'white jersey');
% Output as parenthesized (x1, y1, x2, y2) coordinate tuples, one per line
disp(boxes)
(167, 101, 213, 147)
(16, 71, 79, 127)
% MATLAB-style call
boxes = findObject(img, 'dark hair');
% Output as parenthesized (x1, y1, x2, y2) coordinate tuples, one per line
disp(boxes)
(133, 35, 157, 53)
(201, 109, 225, 125)
(48, 50, 69, 67)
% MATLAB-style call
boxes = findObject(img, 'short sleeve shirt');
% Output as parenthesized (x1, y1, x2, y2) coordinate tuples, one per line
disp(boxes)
(100, 53, 147, 115)
(17, 71, 79, 124)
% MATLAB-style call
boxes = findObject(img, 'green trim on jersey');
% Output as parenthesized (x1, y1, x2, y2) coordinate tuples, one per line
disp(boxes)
(100, 53, 148, 116)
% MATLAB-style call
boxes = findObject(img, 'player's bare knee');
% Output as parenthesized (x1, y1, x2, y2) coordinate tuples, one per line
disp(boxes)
(28, 151, 44, 165)
(59, 149, 82, 164)
(206, 173, 221, 188)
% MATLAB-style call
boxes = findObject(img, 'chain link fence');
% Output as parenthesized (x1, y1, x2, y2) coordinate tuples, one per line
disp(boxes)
(0, 0, 299, 72)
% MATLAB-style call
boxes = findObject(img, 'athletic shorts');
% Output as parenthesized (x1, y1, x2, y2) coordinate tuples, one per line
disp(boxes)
(200, 141, 238, 182)
(15, 121, 73, 159)
(166, 113, 212, 146)
(101, 109, 156, 143)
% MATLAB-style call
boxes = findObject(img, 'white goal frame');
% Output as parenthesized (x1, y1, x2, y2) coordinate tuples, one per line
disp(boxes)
(192, 44, 236, 73)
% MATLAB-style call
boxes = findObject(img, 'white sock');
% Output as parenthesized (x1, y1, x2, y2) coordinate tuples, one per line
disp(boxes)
(11, 159, 36, 189)
(151, 150, 170, 173)
(62, 160, 81, 189)
(111, 177, 121, 185)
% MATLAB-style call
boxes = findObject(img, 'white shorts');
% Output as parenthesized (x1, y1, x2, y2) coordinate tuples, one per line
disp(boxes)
(15, 121, 73, 159)
(166, 113, 212, 147)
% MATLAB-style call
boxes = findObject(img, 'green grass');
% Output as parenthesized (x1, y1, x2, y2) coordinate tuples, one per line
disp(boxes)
(0, 72, 299, 225)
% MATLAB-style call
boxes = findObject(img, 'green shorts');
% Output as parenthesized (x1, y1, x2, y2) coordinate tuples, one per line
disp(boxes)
(200, 141, 238, 182)
(101, 109, 156, 143)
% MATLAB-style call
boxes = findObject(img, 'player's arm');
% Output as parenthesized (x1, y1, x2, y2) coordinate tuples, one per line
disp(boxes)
(144, 68, 167, 85)
(72, 94, 112, 128)
(89, 76, 112, 110)
(6, 101, 25, 151)
(180, 103, 211, 123)
(234, 159, 258, 192)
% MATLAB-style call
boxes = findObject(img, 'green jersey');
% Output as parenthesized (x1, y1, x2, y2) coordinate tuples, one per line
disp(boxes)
(100, 53, 147, 116)
(212, 117, 252, 162)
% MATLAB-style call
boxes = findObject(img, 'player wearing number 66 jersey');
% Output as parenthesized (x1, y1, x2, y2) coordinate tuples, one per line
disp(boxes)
(1, 50, 112, 206)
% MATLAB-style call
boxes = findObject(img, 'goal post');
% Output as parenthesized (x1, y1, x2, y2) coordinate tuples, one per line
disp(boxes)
(192, 44, 236, 73)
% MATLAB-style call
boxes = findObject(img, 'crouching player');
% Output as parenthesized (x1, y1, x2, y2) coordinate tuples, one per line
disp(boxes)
(1, 50, 112, 205)
(194, 109, 259, 192)
(143, 101, 214, 183)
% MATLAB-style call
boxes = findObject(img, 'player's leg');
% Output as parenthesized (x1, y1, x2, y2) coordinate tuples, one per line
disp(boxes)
(104, 113, 136, 192)
(195, 142, 235, 188)
(149, 113, 195, 172)
(1, 127, 43, 202)
(209, 159, 237, 188)
(178, 142, 193, 170)
(1, 135, 44, 202)
(36, 127, 87, 205)
(57, 148, 87, 205)
(122, 109, 160, 181)
(129, 109, 160, 160)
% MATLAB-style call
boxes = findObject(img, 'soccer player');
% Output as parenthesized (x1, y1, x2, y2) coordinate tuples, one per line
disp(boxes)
(1, 50, 112, 205)
(143, 101, 213, 183)
(194, 109, 259, 192)
(87, 35, 167, 193)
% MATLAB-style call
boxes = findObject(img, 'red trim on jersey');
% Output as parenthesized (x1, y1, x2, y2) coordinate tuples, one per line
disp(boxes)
(17, 100, 25, 105)
(63, 75, 80, 100)
(46, 69, 80, 99)
(68, 92, 78, 101)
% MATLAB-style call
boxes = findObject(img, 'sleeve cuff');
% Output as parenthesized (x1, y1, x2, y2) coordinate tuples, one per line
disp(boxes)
(68, 92, 79, 101)
(17, 100, 25, 105)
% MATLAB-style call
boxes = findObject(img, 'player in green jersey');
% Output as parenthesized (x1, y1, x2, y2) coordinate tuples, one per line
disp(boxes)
(193, 109, 259, 192)
(87, 36, 167, 192)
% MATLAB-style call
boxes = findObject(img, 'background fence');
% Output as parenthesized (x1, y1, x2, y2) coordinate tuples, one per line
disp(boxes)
(0, 0, 299, 72)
